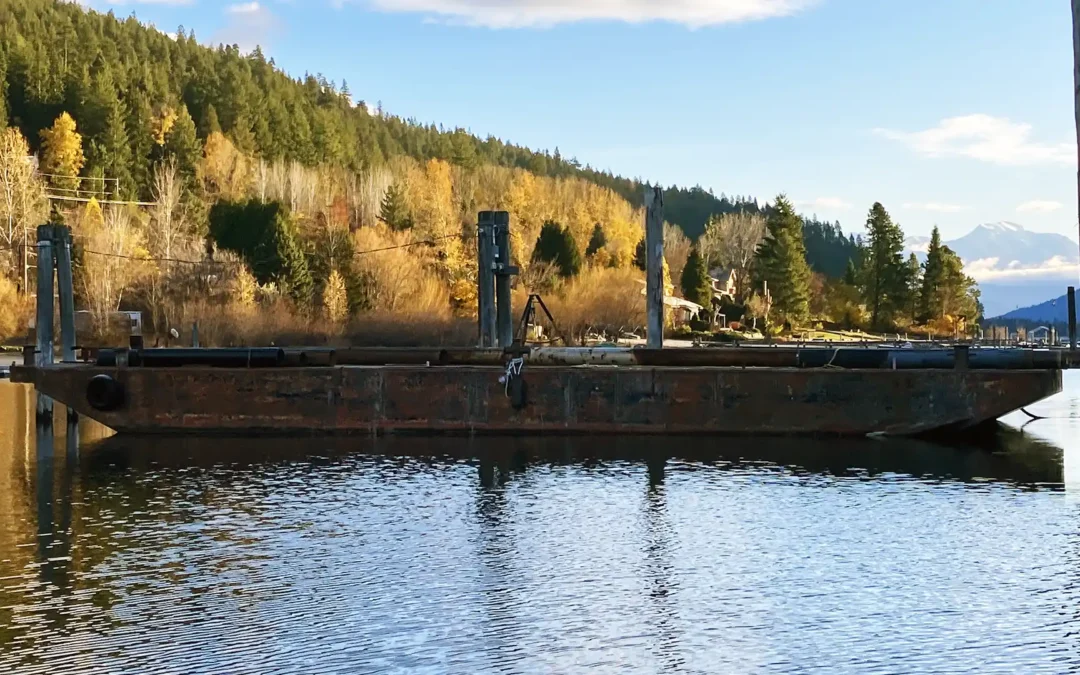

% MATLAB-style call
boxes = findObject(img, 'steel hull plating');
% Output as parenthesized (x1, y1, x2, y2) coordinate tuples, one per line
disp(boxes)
(11, 365, 1063, 436)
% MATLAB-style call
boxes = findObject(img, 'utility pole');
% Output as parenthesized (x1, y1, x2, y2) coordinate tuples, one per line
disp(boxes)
(645, 186, 664, 349)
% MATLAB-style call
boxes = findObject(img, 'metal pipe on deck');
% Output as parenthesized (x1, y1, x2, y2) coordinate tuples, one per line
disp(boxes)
(96, 348, 285, 368)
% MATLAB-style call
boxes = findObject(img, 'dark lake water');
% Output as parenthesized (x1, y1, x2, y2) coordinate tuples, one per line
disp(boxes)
(1, 374, 1079, 674)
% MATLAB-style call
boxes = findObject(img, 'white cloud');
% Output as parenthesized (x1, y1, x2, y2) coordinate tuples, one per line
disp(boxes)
(874, 114, 1075, 167)
(799, 196, 851, 211)
(356, 0, 817, 28)
(964, 255, 1080, 282)
(1017, 200, 1064, 213)
(901, 202, 971, 213)
(227, 2, 262, 13)
(76, 0, 194, 6)
(215, 1, 281, 51)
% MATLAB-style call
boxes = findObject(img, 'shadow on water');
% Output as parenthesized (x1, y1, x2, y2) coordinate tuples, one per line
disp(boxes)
(77, 425, 1066, 489)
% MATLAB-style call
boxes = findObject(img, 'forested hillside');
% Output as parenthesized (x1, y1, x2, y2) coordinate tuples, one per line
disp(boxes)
(0, 0, 975, 344)
(0, 0, 859, 249)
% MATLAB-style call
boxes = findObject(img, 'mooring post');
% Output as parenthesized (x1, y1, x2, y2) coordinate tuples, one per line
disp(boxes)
(34, 224, 55, 423)
(54, 226, 79, 425)
(477, 211, 497, 348)
(645, 186, 664, 349)
(493, 211, 516, 348)
(55, 227, 76, 364)
(1069, 286, 1077, 351)
(192, 321, 199, 348)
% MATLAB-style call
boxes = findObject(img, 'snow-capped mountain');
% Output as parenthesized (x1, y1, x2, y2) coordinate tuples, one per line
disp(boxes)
(904, 222, 1079, 317)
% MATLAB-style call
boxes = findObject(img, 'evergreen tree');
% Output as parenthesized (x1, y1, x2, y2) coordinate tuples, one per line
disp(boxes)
(532, 220, 581, 278)
(164, 104, 201, 185)
(680, 245, 712, 308)
(860, 202, 907, 330)
(126, 91, 155, 199)
(585, 223, 606, 258)
(633, 238, 647, 271)
(379, 182, 412, 230)
(98, 97, 132, 198)
(919, 226, 945, 322)
(903, 252, 921, 323)
(201, 103, 221, 138)
(751, 194, 812, 326)
(842, 258, 859, 286)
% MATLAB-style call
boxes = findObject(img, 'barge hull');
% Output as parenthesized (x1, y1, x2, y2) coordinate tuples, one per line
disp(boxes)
(11, 365, 1063, 436)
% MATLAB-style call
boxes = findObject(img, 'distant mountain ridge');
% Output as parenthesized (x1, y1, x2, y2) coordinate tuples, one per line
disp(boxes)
(904, 222, 1079, 317)
(996, 294, 1070, 323)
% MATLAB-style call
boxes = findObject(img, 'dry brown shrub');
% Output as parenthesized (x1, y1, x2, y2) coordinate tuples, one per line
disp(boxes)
(0, 275, 31, 343)
(545, 266, 645, 344)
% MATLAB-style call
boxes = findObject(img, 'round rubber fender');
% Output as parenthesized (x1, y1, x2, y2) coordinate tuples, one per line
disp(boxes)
(87, 374, 125, 412)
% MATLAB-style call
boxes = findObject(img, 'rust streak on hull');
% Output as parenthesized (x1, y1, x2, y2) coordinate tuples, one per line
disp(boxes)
(11, 365, 1063, 437)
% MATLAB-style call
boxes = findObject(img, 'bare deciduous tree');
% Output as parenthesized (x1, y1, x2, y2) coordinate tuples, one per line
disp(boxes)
(662, 222, 692, 289)
(699, 212, 766, 299)
(0, 128, 46, 291)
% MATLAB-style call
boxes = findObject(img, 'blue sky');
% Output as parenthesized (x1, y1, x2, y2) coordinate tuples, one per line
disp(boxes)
(81, 0, 1079, 243)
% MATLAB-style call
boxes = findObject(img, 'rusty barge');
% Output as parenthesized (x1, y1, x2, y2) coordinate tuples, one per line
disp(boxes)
(9, 346, 1068, 437)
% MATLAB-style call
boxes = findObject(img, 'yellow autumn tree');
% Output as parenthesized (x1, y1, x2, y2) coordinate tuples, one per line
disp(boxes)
(39, 112, 85, 192)
(201, 131, 250, 200)
(323, 269, 348, 324)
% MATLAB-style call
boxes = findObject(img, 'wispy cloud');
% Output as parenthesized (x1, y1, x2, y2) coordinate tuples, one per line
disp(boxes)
(799, 196, 851, 211)
(874, 114, 1074, 167)
(214, 1, 281, 51)
(901, 202, 971, 213)
(227, 1, 263, 13)
(965, 256, 1080, 282)
(356, 0, 817, 28)
(1017, 200, 1064, 213)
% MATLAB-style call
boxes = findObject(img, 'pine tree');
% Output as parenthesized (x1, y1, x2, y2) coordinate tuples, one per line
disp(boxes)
(379, 182, 412, 230)
(126, 91, 155, 199)
(860, 202, 907, 330)
(201, 103, 222, 137)
(904, 252, 921, 323)
(751, 194, 812, 326)
(532, 220, 581, 278)
(585, 223, 606, 258)
(919, 226, 945, 322)
(842, 258, 859, 286)
(99, 97, 133, 198)
(680, 245, 712, 308)
(40, 112, 85, 192)
(164, 104, 201, 185)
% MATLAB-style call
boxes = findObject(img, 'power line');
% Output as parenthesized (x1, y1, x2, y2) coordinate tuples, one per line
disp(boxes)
(45, 193, 158, 207)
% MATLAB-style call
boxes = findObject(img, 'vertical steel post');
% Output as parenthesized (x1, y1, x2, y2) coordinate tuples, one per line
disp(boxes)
(55, 226, 78, 425)
(55, 227, 76, 364)
(494, 211, 515, 348)
(477, 212, 496, 348)
(35, 224, 55, 423)
(1069, 286, 1077, 351)
(645, 186, 664, 349)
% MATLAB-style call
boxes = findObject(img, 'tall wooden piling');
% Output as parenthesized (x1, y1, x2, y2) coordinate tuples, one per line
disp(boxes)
(1069, 286, 1077, 351)
(1073, 0, 1080, 272)
(645, 186, 664, 349)
(493, 211, 514, 348)
(477, 212, 497, 348)
(34, 225, 55, 423)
